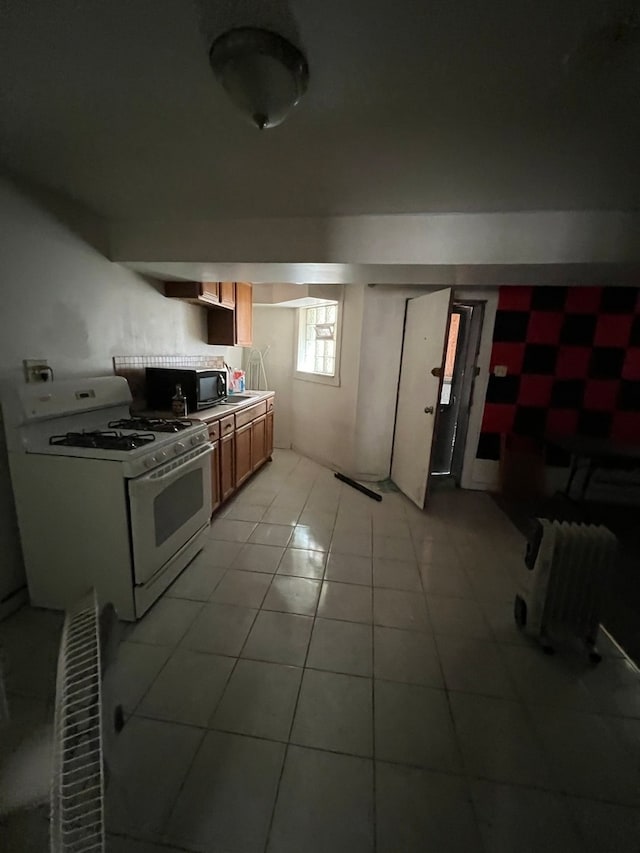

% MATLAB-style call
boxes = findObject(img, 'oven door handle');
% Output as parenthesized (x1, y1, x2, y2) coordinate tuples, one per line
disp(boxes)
(134, 442, 213, 486)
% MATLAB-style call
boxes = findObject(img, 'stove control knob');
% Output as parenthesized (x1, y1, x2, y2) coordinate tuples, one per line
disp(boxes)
(144, 455, 157, 469)
(174, 442, 185, 455)
(190, 435, 201, 446)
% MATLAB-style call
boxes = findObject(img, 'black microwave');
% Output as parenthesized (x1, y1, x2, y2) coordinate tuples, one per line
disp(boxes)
(145, 367, 227, 412)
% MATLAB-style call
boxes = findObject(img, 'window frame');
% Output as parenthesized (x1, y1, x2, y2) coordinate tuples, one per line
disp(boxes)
(294, 299, 343, 387)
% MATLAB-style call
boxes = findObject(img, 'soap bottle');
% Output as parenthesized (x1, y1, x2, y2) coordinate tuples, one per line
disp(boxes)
(172, 384, 188, 417)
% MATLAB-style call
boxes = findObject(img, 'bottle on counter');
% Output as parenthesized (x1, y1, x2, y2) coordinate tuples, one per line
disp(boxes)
(171, 383, 188, 417)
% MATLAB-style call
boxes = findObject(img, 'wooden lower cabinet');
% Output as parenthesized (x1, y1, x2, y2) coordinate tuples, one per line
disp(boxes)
(266, 410, 274, 459)
(210, 440, 221, 513)
(234, 423, 253, 487)
(208, 423, 222, 514)
(251, 415, 267, 471)
(220, 433, 235, 502)
(208, 395, 275, 515)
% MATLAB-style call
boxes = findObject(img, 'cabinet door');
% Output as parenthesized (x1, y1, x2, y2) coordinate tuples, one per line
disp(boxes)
(220, 434, 235, 502)
(202, 281, 220, 304)
(251, 414, 267, 471)
(266, 410, 274, 459)
(219, 282, 236, 308)
(207, 308, 235, 346)
(165, 281, 218, 306)
(235, 423, 253, 487)
(234, 282, 253, 347)
(209, 439, 221, 514)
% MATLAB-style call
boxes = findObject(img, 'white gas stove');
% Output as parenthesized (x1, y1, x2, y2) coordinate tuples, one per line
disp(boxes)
(3, 376, 213, 620)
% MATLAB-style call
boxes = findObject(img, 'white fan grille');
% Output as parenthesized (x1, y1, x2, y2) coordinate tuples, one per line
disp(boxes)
(50, 592, 105, 852)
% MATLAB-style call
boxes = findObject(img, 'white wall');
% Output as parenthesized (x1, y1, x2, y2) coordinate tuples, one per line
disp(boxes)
(0, 178, 239, 384)
(291, 284, 364, 473)
(352, 285, 457, 481)
(250, 284, 365, 474)
(111, 210, 640, 266)
(0, 176, 238, 603)
(251, 282, 498, 487)
(352, 286, 415, 480)
(249, 308, 295, 449)
(352, 285, 499, 484)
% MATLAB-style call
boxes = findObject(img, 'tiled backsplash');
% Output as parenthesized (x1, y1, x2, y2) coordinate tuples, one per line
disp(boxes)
(113, 355, 226, 409)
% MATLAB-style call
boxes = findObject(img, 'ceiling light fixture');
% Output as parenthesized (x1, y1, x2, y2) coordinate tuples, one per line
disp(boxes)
(209, 27, 309, 130)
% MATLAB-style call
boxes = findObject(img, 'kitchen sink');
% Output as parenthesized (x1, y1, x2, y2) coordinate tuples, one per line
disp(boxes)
(226, 395, 256, 404)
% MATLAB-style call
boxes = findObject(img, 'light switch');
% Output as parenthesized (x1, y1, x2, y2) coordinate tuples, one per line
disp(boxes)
(493, 365, 508, 377)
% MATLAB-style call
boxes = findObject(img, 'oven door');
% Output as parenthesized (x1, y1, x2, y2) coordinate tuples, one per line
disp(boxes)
(128, 443, 213, 585)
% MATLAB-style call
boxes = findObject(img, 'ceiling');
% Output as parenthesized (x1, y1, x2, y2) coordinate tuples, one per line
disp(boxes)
(1, 0, 640, 221)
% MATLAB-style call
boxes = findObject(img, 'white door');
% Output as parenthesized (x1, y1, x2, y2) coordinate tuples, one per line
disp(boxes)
(391, 288, 452, 508)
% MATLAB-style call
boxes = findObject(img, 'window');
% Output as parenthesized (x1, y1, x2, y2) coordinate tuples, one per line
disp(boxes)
(295, 301, 341, 385)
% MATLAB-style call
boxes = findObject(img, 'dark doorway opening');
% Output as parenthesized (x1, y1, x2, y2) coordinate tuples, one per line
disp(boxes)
(431, 301, 484, 483)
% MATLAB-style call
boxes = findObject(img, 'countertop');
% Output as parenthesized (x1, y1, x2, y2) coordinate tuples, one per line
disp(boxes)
(139, 390, 274, 424)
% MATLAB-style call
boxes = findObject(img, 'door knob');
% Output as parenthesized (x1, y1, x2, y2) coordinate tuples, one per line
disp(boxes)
(424, 406, 434, 414)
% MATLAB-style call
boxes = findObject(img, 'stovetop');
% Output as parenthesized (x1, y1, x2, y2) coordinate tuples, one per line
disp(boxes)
(23, 410, 210, 478)
(50, 430, 157, 451)
(107, 417, 194, 434)
(5, 377, 211, 479)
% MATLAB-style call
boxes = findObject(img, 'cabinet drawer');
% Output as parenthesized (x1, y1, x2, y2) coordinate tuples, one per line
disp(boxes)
(235, 401, 267, 429)
(207, 421, 221, 441)
(220, 415, 235, 437)
(266, 397, 274, 413)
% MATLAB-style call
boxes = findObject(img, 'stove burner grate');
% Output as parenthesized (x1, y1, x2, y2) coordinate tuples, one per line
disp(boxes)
(107, 417, 193, 433)
(49, 430, 156, 451)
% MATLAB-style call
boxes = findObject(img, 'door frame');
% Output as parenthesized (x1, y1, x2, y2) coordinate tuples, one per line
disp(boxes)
(449, 301, 485, 483)
(457, 287, 500, 491)
(430, 304, 473, 478)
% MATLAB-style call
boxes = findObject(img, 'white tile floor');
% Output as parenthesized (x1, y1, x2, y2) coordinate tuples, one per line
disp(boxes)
(2, 449, 640, 852)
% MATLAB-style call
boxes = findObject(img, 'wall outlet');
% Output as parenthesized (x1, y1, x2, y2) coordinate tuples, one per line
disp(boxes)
(23, 359, 51, 383)
(493, 365, 508, 377)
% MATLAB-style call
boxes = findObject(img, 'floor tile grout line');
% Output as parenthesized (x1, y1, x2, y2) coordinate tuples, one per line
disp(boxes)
(13, 452, 640, 847)
(154, 575, 267, 844)
(124, 619, 640, 712)
(126, 597, 213, 718)
(557, 791, 599, 852)
(223, 458, 321, 851)
(262, 467, 338, 853)
(156, 721, 208, 844)
(109, 829, 198, 853)
(413, 498, 489, 850)
(121, 705, 640, 809)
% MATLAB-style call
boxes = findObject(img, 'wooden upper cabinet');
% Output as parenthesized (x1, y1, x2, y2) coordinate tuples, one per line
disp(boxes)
(219, 282, 235, 309)
(207, 282, 253, 347)
(202, 282, 220, 303)
(234, 282, 253, 347)
(166, 279, 252, 347)
(164, 281, 220, 306)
